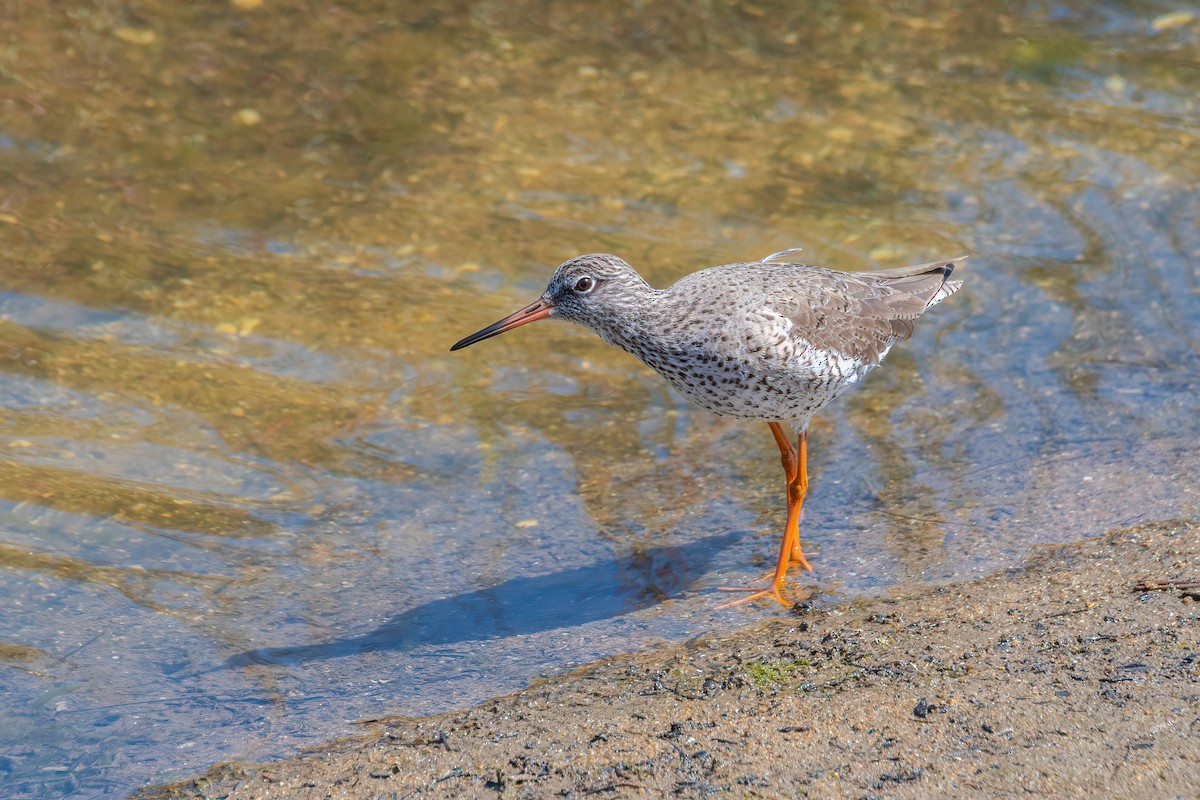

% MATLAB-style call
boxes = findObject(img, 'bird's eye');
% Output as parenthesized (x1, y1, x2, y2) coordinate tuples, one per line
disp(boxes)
(573, 276, 595, 294)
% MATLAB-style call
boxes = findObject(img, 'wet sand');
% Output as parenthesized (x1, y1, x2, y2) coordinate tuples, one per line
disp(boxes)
(140, 519, 1198, 799)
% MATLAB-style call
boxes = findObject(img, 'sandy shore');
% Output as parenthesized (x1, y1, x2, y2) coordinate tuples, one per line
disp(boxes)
(139, 520, 1198, 799)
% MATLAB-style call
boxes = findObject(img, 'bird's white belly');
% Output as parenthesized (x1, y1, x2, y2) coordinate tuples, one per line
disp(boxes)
(655, 341, 886, 428)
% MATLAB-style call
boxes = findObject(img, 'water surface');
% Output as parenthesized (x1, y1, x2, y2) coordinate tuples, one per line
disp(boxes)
(0, 2, 1197, 797)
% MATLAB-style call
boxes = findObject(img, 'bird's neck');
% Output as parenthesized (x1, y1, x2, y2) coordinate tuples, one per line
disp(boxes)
(592, 290, 679, 359)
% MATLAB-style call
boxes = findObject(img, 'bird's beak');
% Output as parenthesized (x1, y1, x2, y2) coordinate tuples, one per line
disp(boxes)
(450, 298, 555, 351)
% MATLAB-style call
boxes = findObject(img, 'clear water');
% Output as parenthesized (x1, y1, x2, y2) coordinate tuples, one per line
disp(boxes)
(0, 2, 1197, 797)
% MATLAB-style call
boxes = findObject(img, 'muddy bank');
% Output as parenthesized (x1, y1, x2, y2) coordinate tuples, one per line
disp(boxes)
(141, 520, 1198, 799)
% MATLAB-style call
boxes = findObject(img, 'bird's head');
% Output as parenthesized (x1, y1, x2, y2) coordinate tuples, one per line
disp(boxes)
(450, 253, 651, 350)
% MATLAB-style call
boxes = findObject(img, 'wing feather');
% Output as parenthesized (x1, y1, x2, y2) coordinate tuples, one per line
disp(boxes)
(764, 256, 965, 365)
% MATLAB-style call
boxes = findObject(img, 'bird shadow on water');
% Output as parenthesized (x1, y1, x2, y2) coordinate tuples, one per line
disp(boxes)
(224, 530, 748, 670)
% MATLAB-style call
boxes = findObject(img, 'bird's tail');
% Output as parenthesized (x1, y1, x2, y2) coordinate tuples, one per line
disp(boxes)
(870, 255, 966, 309)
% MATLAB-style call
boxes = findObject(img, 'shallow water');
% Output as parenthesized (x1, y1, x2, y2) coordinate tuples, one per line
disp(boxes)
(0, 2, 1197, 797)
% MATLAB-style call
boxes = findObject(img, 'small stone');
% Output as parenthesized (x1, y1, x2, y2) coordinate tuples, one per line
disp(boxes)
(515, 519, 539, 529)
(1151, 11, 1195, 31)
(233, 108, 262, 126)
(869, 245, 904, 262)
(115, 28, 157, 45)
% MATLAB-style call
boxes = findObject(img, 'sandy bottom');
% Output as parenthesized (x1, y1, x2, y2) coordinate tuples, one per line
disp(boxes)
(139, 520, 1198, 799)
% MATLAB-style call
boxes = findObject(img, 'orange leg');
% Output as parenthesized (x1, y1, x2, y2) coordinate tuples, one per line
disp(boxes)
(780, 427, 812, 573)
(718, 424, 812, 608)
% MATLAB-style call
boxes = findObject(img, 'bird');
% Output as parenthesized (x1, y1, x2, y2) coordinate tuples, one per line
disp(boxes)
(450, 250, 964, 607)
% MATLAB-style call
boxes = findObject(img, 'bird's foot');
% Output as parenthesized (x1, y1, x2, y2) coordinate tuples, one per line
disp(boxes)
(751, 550, 815, 583)
(714, 584, 790, 609)
(790, 547, 815, 573)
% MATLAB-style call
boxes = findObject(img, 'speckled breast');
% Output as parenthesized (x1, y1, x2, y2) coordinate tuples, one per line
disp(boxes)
(622, 335, 879, 429)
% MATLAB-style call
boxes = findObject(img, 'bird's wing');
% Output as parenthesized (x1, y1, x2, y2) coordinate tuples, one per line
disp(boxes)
(760, 257, 965, 365)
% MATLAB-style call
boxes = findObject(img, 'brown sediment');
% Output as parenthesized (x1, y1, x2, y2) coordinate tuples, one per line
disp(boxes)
(138, 519, 1199, 799)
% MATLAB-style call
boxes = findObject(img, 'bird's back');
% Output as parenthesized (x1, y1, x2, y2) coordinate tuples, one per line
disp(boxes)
(665, 257, 962, 364)
(629, 256, 965, 428)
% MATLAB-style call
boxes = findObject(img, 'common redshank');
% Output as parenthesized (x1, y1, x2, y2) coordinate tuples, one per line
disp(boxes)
(451, 251, 964, 607)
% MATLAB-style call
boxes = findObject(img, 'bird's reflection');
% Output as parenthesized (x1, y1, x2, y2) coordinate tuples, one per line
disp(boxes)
(227, 530, 745, 668)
